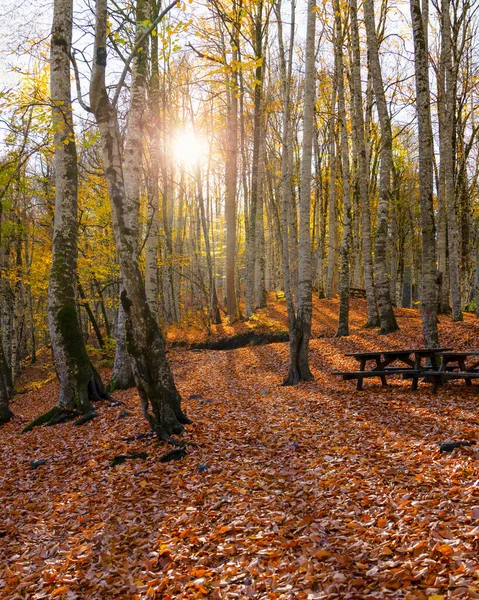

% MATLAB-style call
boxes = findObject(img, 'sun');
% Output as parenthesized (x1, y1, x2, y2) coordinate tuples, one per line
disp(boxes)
(172, 130, 207, 168)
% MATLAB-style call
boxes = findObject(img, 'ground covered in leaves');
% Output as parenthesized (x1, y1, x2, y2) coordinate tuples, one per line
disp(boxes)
(1, 298, 479, 599)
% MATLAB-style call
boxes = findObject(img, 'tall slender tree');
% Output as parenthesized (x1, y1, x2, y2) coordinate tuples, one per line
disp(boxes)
(349, 0, 379, 327)
(284, 0, 316, 384)
(439, 0, 462, 321)
(334, 0, 352, 337)
(363, 0, 399, 334)
(410, 0, 440, 347)
(24, 0, 109, 430)
(90, 0, 191, 440)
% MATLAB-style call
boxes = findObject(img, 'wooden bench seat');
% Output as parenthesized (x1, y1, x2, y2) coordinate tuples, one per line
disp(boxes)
(427, 371, 479, 393)
(332, 369, 424, 390)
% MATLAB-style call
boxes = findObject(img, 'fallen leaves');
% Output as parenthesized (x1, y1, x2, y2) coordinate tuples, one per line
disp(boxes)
(1, 298, 479, 598)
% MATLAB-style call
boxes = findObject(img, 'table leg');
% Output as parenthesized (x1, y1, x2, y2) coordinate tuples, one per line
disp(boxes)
(376, 358, 387, 387)
(459, 359, 472, 386)
(357, 358, 366, 391)
(412, 355, 421, 391)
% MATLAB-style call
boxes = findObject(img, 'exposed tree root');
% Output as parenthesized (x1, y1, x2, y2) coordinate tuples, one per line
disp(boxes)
(74, 412, 99, 426)
(22, 407, 77, 433)
(157, 433, 186, 447)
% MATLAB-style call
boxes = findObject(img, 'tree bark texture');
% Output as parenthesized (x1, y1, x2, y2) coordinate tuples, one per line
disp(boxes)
(334, 3, 352, 337)
(439, 0, 462, 321)
(90, 0, 190, 439)
(47, 0, 108, 417)
(284, 0, 316, 385)
(245, 2, 264, 319)
(363, 0, 398, 334)
(410, 0, 440, 347)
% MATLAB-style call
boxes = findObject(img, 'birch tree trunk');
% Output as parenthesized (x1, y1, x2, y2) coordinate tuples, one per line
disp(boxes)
(197, 167, 221, 323)
(90, 0, 191, 440)
(111, 0, 150, 390)
(440, 0, 462, 321)
(284, 0, 316, 385)
(349, 0, 379, 327)
(255, 132, 267, 309)
(245, 1, 264, 319)
(363, 0, 398, 334)
(276, 0, 296, 343)
(325, 83, 337, 299)
(225, 47, 239, 321)
(25, 0, 109, 430)
(145, 0, 161, 323)
(410, 0, 440, 347)
(334, 3, 352, 337)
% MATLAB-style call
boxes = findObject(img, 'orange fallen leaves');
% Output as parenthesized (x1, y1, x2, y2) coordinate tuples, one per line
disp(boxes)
(1, 298, 479, 598)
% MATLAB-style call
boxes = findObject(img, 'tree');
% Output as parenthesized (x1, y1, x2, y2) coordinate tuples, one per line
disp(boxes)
(349, 0, 379, 327)
(410, 0, 440, 347)
(284, 0, 316, 384)
(24, 0, 109, 430)
(438, 0, 462, 321)
(334, 0, 352, 337)
(90, 0, 191, 440)
(0, 343, 13, 425)
(363, 0, 399, 334)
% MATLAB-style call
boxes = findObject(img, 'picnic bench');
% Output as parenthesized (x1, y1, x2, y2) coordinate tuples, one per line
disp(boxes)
(426, 351, 479, 393)
(333, 348, 452, 390)
(349, 288, 367, 299)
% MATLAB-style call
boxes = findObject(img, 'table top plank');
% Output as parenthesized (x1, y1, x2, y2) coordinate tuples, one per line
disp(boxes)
(345, 348, 452, 359)
(438, 351, 479, 357)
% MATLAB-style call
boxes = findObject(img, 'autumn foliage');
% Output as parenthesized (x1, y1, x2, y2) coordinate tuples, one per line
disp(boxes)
(1, 298, 479, 599)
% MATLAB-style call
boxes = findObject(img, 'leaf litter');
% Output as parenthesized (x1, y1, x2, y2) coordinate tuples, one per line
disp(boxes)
(1, 298, 479, 599)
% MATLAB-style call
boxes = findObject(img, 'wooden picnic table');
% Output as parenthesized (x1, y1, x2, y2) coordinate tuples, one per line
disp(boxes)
(337, 348, 452, 390)
(428, 351, 479, 393)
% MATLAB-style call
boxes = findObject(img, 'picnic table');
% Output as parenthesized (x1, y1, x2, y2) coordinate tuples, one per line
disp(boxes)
(334, 348, 452, 390)
(427, 351, 479, 393)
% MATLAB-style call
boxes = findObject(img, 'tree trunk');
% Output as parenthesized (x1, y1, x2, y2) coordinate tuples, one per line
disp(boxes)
(145, 1, 161, 323)
(77, 281, 104, 348)
(439, 0, 462, 321)
(363, 0, 398, 334)
(276, 0, 296, 356)
(325, 82, 337, 299)
(284, 0, 316, 385)
(90, 0, 190, 440)
(334, 3, 352, 337)
(27, 0, 108, 430)
(225, 47, 239, 322)
(410, 0, 440, 347)
(0, 342, 13, 424)
(197, 167, 221, 323)
(245, 1, 265, 319)
(350, 0, 379, 326)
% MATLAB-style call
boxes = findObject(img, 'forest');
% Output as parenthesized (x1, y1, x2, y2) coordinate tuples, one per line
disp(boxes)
(0, 0, 479, 597)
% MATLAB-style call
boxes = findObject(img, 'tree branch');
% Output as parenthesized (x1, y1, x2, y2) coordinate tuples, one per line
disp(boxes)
(112, 0, 180, 107)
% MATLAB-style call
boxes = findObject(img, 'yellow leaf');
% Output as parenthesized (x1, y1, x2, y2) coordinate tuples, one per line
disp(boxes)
(51, 587, 70, 598)
(428, 596, 445, 600)
(139, 479, 147, 487)
(437, 543, 454, 556)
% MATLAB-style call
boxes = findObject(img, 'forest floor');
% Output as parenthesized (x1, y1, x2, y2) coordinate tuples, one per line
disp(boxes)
(1, 297, 479, 600)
